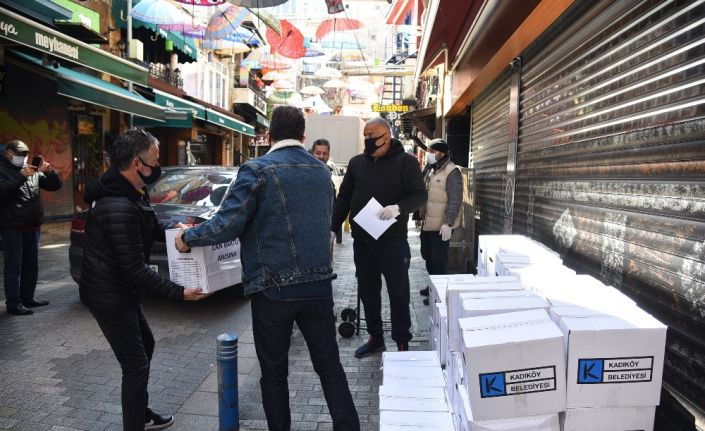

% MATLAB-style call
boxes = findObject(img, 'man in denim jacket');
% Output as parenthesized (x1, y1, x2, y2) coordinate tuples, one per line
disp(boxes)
(175, 106, 359, 431)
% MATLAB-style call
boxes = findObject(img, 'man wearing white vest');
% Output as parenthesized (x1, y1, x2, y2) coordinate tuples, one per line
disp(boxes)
(418, 139, 462, 303)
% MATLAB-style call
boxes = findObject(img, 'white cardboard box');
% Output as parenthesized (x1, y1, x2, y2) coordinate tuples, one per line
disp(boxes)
(434, 303, 448, 366)
(380, 410, 455, 430)
(164, 228, 241, 293)
(459, 296, 549, 319)
(456, 384, 560, 431)
(478, 235, 560, 277)
(460, 309, 567, 420)
(447, 277, 523, 352)
(382, 350, 440, 366)
(550, 305, 666, 408)
(561, 406, 655, 431)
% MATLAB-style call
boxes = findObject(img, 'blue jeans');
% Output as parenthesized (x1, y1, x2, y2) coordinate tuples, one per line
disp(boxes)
(420, 230, 450, 275)
(90, 306, 154, 431)
(353, 238, 412, 344)
(1, 228, 40, 310)
(251, 293, 359, 431)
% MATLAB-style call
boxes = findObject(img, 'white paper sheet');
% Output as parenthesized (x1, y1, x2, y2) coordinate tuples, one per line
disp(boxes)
(352, 197, 396, 240)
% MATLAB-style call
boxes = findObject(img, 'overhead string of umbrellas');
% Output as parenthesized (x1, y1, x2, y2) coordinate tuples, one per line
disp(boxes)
(129, 0, 372, 113)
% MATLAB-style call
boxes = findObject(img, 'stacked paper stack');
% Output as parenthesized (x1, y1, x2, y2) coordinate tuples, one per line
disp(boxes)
(380, 351, 454, 431)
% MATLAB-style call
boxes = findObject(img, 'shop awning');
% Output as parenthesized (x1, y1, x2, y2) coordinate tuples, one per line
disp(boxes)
(153, 89, 206, 120)
(1, 0, 71, 26)
(134, 112, 192, 129)
(256, 113, 270, 128)
(206, 109, 255, 136)
(14, 51, 164, 121)
(0, 6, 148, 84)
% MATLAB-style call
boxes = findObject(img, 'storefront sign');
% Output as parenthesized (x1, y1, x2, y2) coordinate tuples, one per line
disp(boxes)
(0, 7, 147, 84)
(371, 103, 411, 113)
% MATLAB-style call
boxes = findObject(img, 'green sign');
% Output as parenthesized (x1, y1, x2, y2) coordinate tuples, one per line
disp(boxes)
(206, 109, 255, 137)
(0, 7, 148, 84)
(50, 0, 100, 32)
(154, 89, 206, 120)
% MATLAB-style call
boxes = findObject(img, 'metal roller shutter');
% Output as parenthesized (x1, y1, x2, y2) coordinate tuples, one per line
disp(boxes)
(514, 0, 705, 410)
(470, 70, 511, 236)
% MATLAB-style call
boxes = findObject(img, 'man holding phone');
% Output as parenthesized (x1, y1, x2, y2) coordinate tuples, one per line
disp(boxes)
(0, 140, 62, 315)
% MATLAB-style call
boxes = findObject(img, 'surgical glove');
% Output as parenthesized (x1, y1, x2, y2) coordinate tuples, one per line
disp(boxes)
(440, 224, 452, 241)
(377, 204, 400, 220)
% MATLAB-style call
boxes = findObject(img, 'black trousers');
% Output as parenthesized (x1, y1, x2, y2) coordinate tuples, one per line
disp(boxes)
(420, 230, 450, 275)
(90, 306, 154, 431)
(353, 238, 412, 344)
(251, 294, 359, 431)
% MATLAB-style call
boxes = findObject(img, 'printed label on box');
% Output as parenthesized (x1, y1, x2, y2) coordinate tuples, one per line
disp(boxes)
(577, 356, 653, 384)
(479, 366, 556, 398)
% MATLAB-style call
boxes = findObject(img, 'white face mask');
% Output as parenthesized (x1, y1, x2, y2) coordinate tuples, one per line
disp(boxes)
(426, 152, 436, 165)
(11, 155, 27, 167)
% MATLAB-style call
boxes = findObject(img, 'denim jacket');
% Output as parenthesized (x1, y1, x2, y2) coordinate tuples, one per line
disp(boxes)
(182, 140, 335, 296)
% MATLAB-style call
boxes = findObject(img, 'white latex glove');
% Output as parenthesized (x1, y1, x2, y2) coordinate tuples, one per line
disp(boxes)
(439, 224, 452, 241)
(329, 231, 336, 257)
(377, 204, 400, 220)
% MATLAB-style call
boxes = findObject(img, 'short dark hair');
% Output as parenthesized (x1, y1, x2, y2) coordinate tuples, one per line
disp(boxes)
(269, 106, 305, 142)
(311, 139, 330, 152)
(108, 129, 157, 171)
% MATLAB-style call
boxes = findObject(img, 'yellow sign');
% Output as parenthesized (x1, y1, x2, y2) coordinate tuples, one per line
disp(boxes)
(371, 103, 411, 113)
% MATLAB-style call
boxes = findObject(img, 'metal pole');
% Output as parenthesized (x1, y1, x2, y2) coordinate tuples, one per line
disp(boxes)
(127, 0, 134, 128)
(217, 333, 239, 431)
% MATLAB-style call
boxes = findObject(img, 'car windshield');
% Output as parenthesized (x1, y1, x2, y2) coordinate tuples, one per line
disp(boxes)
(148, 169, 236, 207)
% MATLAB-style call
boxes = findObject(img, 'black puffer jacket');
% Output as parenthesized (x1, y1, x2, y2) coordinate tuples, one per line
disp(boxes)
(0, 155, 62, 228)
(332, 139, 427, 241)
(79, 166, 183, 310)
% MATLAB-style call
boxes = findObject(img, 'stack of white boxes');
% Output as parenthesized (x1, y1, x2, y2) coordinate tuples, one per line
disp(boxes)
(383, 234, 667, 430)
(379, 351, 455, 430)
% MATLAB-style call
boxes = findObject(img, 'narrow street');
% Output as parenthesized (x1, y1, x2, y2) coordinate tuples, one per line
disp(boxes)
(0, 225, 431, 431)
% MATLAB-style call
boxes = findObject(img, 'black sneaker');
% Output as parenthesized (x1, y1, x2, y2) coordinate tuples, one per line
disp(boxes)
(354, 336, 386, 358)
(7, 304, 33, 315)
(145, 408, 174, 430)
(22, 299, 49, 308)
(419, 287, 429, 296)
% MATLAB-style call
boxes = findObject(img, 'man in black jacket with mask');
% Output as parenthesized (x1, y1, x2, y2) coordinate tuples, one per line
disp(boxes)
(0, 139, 61, 315)
(79, 129, 205, 430)
(331, 118, 427, 358)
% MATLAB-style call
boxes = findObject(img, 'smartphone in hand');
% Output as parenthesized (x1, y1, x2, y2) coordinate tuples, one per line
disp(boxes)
(31, 155, 43, 167)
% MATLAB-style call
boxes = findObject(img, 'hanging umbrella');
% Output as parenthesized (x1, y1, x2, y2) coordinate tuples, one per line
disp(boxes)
(323, 78, 347, 89)
(203, 39, 251, 55)
(205, 4, 250, 40)
(272, 79, 295, 90)
(172, 0, 227, 4)
(321, 33, 365, 50)
(231, 0, 289, 7)
(330, 52, 365, 62)
(305, 47, 325, 57)
(224, 28, 261, 46)
(260, 59, 291, 70)
(300, 85, 325, 96)
(266, 19, 305, 59)
(268, 91, 301, 105)
(262, 71, 284, 81)
(314, 66, 342, 79)
(130, 0, 188, 25)
(159, 23, 206, 32)
(247, 8, 281, 35)
(315, 18, 364, 40)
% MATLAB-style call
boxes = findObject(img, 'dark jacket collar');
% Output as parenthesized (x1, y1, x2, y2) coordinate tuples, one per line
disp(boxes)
(84, 166, 145, 205)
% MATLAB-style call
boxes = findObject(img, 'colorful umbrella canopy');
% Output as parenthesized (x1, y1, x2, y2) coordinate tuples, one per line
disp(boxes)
(203, 39, 251, 55)
(314, 66, 342, 79)
(272, 79, 295, 90)
(305, 48, 325, 57)
(266, 19, 305, 59)
(231, 0, 289, 7)
(321, 33, 365, 50)
(247, 8, 281, 35)
(300, 95, 332, 113)
(205, 4, 250, 40)
(268, 91, 301, 105)
(130, 0, 188, 25)
(323, 78, 347, 89)
(315, 18, 364, 40)
(260, 59, 291, 70)
(300, 85, 325, 96)
(262, 70, 284, 81)
(173, 0, 227, 5)
(223, 28, 261, 46)
(330, 52, 365, 62)
(159, 23, 206, 32)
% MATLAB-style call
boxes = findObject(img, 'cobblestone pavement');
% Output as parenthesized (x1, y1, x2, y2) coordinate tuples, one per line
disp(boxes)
(0, 224, 431, 430)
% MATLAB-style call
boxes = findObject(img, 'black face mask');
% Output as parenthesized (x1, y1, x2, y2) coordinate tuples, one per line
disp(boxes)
(138, 158, 162, 185)
(364, 133, 387, 155)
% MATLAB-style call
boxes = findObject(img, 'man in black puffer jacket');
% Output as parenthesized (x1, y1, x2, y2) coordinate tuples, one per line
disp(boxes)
(331, 118, 427, 358)
(79, 129, 205, 431)
(0, 139, 61, 316)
